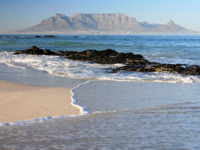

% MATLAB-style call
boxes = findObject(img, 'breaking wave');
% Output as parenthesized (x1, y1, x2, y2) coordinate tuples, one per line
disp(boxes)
(0, 52, 199, 83)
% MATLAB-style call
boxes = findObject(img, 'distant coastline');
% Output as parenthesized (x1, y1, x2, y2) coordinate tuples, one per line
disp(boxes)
(1, 32, 200, 36)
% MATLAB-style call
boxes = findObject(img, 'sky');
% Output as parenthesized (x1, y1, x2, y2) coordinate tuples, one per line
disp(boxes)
(0, 0, 200, 33)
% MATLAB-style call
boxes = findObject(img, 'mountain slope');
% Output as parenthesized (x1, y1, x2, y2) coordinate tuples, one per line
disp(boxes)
(19, 13, 193, 34)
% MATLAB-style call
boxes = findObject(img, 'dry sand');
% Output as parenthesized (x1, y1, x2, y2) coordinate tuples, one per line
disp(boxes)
(0, 81, 80, 123)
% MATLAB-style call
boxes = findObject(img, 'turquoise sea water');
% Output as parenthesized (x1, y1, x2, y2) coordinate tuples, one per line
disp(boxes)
(0, 35, 200, 149)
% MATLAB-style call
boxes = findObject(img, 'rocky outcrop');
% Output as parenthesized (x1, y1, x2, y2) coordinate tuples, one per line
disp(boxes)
(15, 46, 200, 75)
(112, 63, 200, 75)
(15, 46, 56, 55)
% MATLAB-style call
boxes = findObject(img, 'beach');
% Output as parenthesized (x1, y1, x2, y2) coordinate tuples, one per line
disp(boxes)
(0, 81, 80, 123)
(1, 79, 200, 149)
(0, 35, 200, 149)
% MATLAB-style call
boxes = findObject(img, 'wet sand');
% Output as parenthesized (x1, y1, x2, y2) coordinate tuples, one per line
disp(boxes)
(0, 81, 80, 123)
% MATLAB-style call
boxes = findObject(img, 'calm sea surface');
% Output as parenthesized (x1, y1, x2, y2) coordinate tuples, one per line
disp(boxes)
(0, 35, 200, 149)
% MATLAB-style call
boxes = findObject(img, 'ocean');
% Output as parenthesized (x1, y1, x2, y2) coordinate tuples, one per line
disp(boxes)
(0, 35, 200, 149)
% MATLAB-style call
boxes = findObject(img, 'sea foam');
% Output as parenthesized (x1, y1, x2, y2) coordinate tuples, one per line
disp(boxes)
(0, 51, 199, 83)
(70, 80, 93, 114)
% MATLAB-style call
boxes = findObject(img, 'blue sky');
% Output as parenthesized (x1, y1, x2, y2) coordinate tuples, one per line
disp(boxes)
(0, 0, 200, 33)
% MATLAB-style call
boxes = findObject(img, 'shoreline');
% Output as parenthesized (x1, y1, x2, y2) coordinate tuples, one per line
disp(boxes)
(0, 80, 81, 123)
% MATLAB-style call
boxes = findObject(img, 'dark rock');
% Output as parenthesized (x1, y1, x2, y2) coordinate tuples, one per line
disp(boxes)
(44, 35, 56, 38)
(184, 65, 200, 75)
(15, 46, 50, 55)
(64, 49, 147, 65)
(26, 46, 44, 55)
(63, 51, 78, 57)
(35, 35, 41, 38)
(56, 51, 65, 55)
(29, 46, 39, 50)
(44, 49, 55, 55)
(113, 63, 200, 75)
(14, 46, 200, 75)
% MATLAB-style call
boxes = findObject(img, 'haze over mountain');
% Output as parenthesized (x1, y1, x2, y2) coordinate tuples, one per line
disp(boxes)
(19, 13, 194, 34)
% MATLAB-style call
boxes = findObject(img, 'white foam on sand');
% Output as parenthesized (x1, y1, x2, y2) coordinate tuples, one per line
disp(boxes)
(70, 80, 93, 114)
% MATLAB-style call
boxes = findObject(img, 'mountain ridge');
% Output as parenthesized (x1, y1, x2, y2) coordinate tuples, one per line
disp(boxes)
(19, 13, 194, 34)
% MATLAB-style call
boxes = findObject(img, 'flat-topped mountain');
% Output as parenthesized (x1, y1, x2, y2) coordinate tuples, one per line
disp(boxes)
(19, 13, 193, 34)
